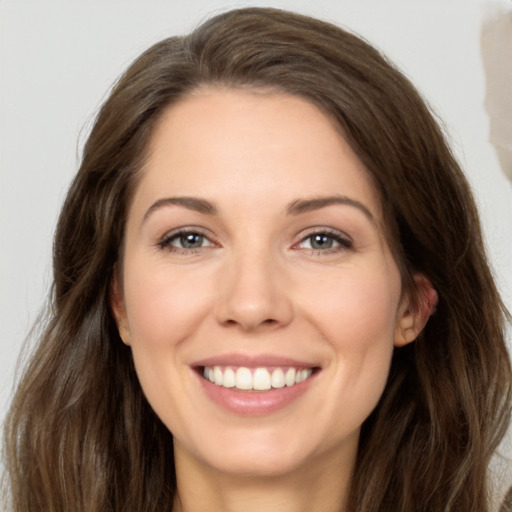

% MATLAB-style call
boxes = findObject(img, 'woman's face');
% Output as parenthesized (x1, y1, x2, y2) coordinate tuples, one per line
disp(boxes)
(113, 88, 419, 478)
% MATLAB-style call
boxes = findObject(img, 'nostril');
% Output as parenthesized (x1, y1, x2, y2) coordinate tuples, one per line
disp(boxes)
(221, 316, 280, 331)
(214, 284, 294, 330)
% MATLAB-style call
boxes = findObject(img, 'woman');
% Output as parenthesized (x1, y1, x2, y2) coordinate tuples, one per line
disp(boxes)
(3, 7, 511, 512)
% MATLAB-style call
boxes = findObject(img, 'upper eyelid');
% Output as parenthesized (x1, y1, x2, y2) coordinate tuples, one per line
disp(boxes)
(289, 228, 354, 254)
(155, 225, 352, 248)
(156, 227, 219, 251)
(159, 226, 214, 241)
(295, 226, 352, 242)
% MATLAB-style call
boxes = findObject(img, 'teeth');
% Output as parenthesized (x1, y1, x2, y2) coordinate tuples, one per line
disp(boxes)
(223, 368, 236, 388)
(203, 366, 313, 391)
(271, 368, 285, 389)
(285, 368, 296, 387)
(253, 368, 271, 390)
(214, 366, 223, 385)
(236, 367, 253, 390)
(296, 369, 310, 384)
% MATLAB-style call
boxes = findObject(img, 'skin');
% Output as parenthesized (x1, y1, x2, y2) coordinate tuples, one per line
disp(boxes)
(112, 87, 431, 512)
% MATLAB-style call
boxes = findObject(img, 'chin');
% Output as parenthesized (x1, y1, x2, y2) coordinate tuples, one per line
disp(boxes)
(175, 420, 356, 480)
(203, 445, 311, 479)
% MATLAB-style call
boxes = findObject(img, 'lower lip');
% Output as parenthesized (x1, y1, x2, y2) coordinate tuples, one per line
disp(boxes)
(196, 370, 317, 416)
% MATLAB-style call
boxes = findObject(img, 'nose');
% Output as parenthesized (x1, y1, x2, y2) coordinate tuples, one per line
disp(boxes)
(214, 249, 294, 332)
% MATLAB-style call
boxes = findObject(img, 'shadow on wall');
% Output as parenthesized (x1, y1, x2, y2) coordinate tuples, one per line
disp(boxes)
(500, 485, 512, 512)
(481, 5, 512, 183)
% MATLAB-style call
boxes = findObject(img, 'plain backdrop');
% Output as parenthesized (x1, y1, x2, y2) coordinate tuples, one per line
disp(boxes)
(1, 0, 511, 499)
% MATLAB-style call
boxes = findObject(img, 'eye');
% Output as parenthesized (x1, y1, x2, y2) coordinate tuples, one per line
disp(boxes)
(296, 230, 352, 252)
(301, 233, 337, 250)
(157, 229, 215, 252)
(174, 232, 209, 249)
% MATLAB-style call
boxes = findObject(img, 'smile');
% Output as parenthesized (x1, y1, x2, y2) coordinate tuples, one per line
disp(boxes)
(203, 366, 314, 391)
(192, 355, 320, 415)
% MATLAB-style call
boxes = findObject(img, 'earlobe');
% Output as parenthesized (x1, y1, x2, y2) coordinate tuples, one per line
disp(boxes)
(394, 274, 438, 347)
(110, 270, 131, 346)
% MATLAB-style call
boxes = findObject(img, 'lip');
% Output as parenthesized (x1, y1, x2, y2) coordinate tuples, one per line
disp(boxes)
(191, 353, 319, 369)
(190, 353, 320, 416)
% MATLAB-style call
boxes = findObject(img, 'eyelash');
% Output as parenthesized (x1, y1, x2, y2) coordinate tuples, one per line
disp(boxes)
(156, 228, 353, 255)
(294, 229, 353, 255)
(156, 228, 215, 254)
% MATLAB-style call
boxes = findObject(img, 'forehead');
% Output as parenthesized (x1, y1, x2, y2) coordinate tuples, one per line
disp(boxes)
(132, 87, 384, 222)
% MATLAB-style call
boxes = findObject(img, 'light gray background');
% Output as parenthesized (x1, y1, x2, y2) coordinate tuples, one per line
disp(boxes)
(1, 0, 511, 502)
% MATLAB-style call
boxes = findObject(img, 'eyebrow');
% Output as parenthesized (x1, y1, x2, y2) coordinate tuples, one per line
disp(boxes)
(142, 194, 374, 223)
(286, 195, 374, 221)
(143, 196, 218, 222)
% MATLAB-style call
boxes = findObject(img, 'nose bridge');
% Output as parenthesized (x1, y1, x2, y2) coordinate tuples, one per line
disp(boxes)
(215, 239, 293, 331)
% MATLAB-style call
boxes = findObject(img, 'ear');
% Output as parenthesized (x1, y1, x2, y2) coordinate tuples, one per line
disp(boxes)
(110, 269, 132, 346)
(394, 274, 438, 347)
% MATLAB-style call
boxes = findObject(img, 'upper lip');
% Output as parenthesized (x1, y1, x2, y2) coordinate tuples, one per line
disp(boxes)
(191, 353, 320, 369)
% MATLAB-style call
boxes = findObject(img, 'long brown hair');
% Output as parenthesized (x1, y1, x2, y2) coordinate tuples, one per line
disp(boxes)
(3, 8, 511, 511)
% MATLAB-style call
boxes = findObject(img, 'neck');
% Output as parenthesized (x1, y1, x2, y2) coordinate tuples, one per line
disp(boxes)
(172, 442, 355, 512)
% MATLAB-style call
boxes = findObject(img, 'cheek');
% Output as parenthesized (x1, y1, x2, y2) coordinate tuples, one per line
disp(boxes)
(121, 258, 214, 429)
(300, 264, 400, 416)
(123, 259, 212, 348)
(303, 263, 401, 349)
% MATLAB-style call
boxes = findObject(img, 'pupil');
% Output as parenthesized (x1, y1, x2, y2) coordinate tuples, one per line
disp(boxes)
(181, 233, 202, 248)
(312, 234, 332, 249)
